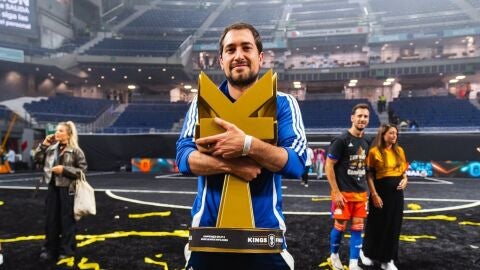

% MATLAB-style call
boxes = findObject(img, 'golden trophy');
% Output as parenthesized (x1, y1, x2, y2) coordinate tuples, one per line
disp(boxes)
(189, 70, 284, 253)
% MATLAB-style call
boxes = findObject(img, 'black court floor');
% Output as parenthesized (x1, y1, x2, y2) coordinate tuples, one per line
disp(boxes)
(0, 172, 479, 269)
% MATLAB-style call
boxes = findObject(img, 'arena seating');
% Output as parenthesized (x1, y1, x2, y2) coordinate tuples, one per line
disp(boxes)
(299, 99, 381, 129)
(109, 102, 189, 132)
(0, 105, 12, 119)
(24, 96, 113, 124)
(84, 38, 185, 57)
(388, 96, 480, 127)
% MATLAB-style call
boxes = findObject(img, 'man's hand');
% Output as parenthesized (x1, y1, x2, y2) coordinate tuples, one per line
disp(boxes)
(195, 117, 246, 159)
(332, 190, 347, 209)
(228, 157, 262, 181)
(51, 165, 64, 175)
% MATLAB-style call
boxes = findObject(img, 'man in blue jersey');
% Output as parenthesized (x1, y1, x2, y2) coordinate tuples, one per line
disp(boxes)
(176, 22, 307, 270)
(325, 103, 370, 270)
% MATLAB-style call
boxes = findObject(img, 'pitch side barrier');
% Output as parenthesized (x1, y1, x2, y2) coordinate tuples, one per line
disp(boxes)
(79, 132, 480, 178)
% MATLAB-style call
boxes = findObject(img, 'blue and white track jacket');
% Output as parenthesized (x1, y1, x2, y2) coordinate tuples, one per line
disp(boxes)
(176, 80, 307, 245)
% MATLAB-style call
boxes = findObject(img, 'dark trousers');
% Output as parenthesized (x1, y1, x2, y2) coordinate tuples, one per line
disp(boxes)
(301, 166, 311, 184)
(363, 176, 403, 262)
(186, 251, 292, 270)
(44, 182, 76, 256)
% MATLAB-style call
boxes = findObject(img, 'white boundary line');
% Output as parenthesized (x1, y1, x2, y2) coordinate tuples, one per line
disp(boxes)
(106, 190, 192, 209)
(103, 189, 480, 216)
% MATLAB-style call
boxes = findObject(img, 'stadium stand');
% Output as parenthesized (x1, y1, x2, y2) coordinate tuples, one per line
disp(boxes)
(388, 96, 480, 127)
(108, 102, 189, 132)
(23, 96, 114, 124)
(299, 99, 381, 129)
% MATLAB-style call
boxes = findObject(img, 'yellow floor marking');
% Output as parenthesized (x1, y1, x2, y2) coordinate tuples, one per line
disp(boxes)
(459, 221, 480, 226)
(404, 215, 457, 221)
(407, 203, 422, 210)
(56, 256, 75, 267)
(0, 230, 189, 246)
(128, 211, 172, 218)
(145, 256, 169, 270)
(318, 257, 348, 269)
(400, 235, 436, 242)
(312, 197, 331, 202)
(77, 257, 100, 270)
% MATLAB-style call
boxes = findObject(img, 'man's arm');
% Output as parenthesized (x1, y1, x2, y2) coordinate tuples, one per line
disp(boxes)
(194, 118, 288, 172)
(195, 93, 307, 178)
(325, 157, 346, 209)
(187, 150, 261, 181)
(175, 99, 262, 181)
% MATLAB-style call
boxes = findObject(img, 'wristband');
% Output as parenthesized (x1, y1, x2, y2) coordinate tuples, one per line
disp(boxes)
(242, 135, 252, 156)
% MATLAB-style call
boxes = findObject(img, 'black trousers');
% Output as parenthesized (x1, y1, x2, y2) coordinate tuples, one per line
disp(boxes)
(363, 176, 404, 263)
(301, 166, 311, 184)
(44, 182, 76, 256)
(186, 251, 292, 270)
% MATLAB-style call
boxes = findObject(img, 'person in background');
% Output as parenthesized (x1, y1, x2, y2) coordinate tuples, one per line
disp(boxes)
(325, 103, 370, 270)
(176, 22, 307, 270)
(6, 147, 15, 173)
(360, 124, 408, 270)
(301, 147, 314, 187)
(34, 121, 87, 265)
(314, 148, 326, 179)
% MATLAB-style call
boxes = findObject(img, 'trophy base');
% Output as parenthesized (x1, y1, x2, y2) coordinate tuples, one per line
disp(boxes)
(189, 227, 284, 253)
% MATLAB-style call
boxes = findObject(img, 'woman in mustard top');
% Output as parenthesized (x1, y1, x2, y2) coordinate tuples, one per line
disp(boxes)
(360, 124, 408, 270)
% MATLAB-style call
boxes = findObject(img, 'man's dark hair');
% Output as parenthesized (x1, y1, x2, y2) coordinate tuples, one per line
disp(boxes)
(351, 103, 370, 115)
(218, 22, 263, 56)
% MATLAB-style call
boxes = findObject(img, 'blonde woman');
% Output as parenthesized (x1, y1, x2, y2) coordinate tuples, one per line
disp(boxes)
(361, 124, 408, 270)
(34, 121, 87, 262)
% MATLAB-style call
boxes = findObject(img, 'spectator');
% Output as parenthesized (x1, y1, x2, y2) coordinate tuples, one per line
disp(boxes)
(361, 124, 408, 270)
(302, 147, 314, 187)
(314, 148, 326, 179)
(409, 120, 419, 131)
(6, 147, 15, 173)
(34, 121, 87, 264)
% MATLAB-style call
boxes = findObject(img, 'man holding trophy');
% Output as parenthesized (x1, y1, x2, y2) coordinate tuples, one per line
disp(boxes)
(176, 22, 307, 269)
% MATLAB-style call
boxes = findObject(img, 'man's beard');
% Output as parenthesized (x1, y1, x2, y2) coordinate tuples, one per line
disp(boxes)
(354, 124, 365, 131)
(226, 70, 258, 88)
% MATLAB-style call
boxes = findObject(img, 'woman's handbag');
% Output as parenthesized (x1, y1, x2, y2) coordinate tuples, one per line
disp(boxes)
(73, 171, 96, 221)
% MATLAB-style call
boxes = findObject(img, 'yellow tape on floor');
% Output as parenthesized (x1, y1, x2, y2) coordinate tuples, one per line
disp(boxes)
(128, 211, 172, 218)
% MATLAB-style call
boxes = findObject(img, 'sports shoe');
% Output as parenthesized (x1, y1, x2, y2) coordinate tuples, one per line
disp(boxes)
(360, 249, 373, 266)
(330, 253, 344, 270)
(0, 252, 3, 266)
(381, 260, 398, 270)
(304, 183, 309, 187)
(349, 259, 363, 270)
